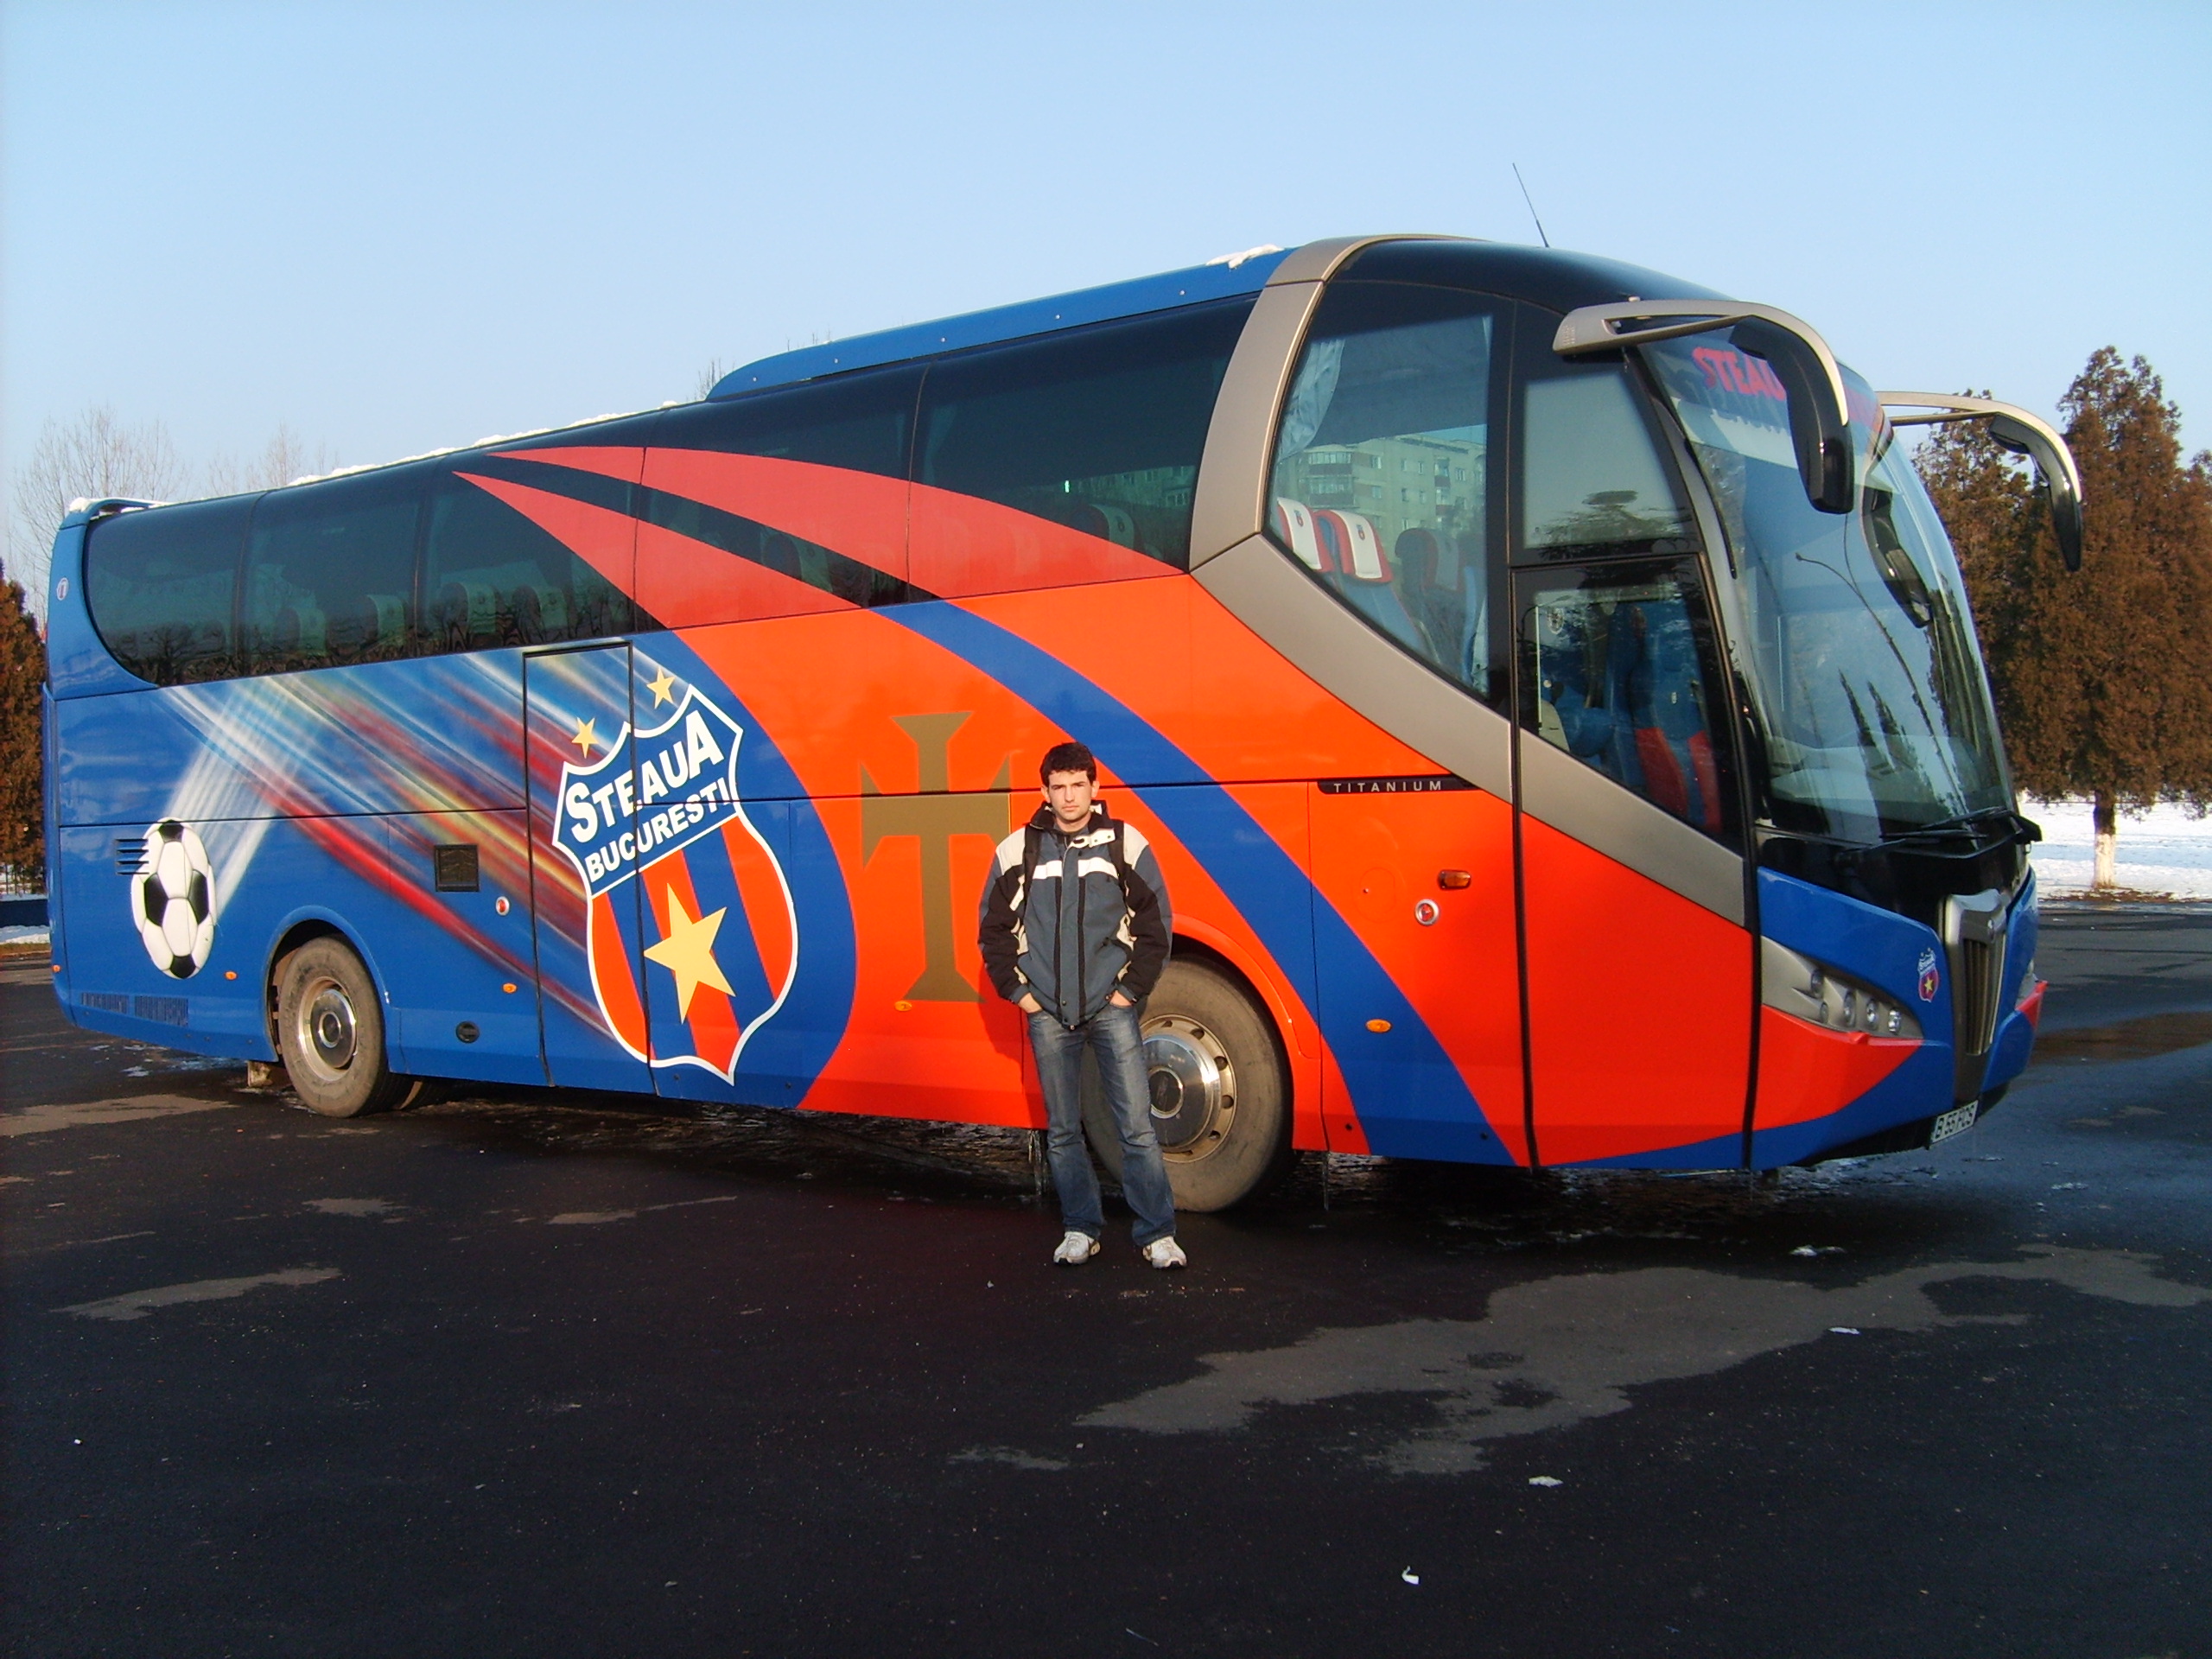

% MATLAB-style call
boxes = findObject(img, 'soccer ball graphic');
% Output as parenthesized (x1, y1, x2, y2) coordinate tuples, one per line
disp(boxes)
(132, 820, 216, 979)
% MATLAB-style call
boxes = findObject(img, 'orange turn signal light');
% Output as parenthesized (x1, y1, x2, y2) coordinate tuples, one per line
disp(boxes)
(1436, 869, 1471, 890)
(1366, 1018, 1392, 1033)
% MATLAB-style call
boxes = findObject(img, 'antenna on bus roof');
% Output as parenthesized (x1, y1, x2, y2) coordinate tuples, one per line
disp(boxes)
(1512, 163, 1551, 249)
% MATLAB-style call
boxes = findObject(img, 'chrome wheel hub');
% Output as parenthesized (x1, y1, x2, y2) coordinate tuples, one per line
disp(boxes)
(1143, 1016, 1236, 1157)
(300, 978, 359, 1077)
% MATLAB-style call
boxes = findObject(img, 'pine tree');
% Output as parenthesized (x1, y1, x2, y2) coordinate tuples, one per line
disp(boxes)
(0, 576, 46, 889)
(1919, 349, 2212, 888)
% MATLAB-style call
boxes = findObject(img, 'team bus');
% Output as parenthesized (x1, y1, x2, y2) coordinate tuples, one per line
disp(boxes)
(41, 234, 2086, 1210)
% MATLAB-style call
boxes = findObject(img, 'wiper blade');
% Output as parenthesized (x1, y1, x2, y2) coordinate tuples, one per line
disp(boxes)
(1878, 810, 2037, 849)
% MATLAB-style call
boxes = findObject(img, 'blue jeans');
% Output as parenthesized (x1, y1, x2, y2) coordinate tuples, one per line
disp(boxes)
(1028, 1003, 1178, 1248)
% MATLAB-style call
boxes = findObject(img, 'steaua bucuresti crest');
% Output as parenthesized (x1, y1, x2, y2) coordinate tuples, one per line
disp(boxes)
(555, 684, 798, 1082)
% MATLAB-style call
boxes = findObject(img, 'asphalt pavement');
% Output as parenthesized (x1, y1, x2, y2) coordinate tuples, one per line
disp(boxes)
(5, 906, 2210, 1658)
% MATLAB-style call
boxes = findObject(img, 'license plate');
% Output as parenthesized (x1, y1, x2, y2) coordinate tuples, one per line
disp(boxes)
(1930, 1100, 1979, 1145)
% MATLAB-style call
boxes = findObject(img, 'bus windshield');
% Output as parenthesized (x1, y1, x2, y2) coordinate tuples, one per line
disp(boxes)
(1641, 338, 2011, 844)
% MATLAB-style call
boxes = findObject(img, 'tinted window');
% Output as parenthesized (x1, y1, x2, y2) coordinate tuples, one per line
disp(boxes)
(1268, 283, 1506, 703)
(83, 496, 250, 684)
(245, 468, 425, 673)
(658, 367, 916, 475)
(1516, 308, 1694, 560)
(918, 300, 1249, 569)
(423, 459, 645, 651)
(646, 369, 920, 611)
(1517, 559, 1739, 846)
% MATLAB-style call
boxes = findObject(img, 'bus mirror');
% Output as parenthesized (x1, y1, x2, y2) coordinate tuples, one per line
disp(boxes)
(1729, 319, 1853, 516)
(1878, 394, 2084, 572)
(1553, 299, 1854, 515)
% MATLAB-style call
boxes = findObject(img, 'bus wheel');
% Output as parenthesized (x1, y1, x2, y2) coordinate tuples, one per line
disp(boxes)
(274, 938, 410, 1117)
(1083, 960, 1292, 1213)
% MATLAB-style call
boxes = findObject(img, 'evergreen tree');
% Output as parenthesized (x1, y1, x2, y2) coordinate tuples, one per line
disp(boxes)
(0, 576, 45, 889)
(1920, 349, 2212, 887)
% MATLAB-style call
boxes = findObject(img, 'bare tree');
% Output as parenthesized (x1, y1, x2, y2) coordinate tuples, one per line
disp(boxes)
(205, 423, 336, 497)
(696, 358, 731, 401)
(7, 406, 187, 603)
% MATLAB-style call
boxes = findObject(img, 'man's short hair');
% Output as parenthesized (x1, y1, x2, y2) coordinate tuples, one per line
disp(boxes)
(1039, 741, 1097, 786)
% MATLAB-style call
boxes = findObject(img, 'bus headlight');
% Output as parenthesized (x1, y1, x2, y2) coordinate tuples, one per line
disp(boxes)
(1761, 938, 1923, 1041)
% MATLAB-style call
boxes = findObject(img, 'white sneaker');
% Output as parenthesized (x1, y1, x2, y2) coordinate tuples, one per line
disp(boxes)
(1053, 1230, 1101, 1266)
(1142, 1236, 1187, 1270)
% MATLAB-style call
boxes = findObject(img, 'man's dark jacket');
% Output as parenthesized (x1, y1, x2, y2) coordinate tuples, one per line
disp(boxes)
(977, 802, 1171, 1027)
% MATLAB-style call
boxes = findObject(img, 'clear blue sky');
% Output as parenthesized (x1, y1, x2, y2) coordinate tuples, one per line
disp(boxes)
(6, 0, 2209, 551)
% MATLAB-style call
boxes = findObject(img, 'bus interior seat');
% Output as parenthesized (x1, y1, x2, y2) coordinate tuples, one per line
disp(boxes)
(1312, 509, 1426, 653)
(1620, 596, 1723, 831)
(1541, 593, 1721, 833)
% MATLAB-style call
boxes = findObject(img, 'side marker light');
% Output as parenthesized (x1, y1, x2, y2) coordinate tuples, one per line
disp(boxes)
(502, 983, 518, 995)
(1437, 869, 1472, 891)
(894, 999, 913, 1012)
(1366, 1019, 1392, 1033)
(225, 970, 238, 980)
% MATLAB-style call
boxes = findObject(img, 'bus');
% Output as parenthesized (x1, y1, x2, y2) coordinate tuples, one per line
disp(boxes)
(40, 233, 2085, 1211)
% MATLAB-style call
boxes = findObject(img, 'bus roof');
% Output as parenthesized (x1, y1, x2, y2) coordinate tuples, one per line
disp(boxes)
(709, 246, 1294, 397)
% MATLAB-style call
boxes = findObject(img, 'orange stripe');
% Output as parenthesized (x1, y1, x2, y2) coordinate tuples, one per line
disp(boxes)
(723, 816, 793, 1001)
(635, 519, 852, 629)
(457, 473, 635, 595)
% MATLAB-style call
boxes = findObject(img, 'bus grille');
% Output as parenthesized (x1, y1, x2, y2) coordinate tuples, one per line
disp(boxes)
(1943, 889, 2009, 1103)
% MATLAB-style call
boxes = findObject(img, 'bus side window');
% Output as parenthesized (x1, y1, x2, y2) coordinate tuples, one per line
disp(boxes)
(1515, 328, 1695, 561)
(915, 299, 1251, 590)
(245, 469, 425, 674)
(422, 455, 653, 654)
(1516, 560, 1740, 848)
(644, 366, 920, 620)
(1266, 282, 1505, 705)
(82, 496, 253, 686)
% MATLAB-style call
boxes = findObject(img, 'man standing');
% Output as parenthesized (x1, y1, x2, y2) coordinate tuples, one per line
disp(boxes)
(979, 741, 1185, 1268)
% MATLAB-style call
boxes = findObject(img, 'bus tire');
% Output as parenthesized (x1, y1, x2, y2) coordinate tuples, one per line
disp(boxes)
(274, 938, 410, 1118)
(1082, 959, 1292, 1213)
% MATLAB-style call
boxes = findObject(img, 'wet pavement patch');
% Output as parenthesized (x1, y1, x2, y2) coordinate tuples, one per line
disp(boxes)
(2033, 1010, 2212, 1064)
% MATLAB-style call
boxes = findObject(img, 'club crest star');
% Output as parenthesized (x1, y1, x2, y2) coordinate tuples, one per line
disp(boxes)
(569, 717, 599, 756)
(645, 666, 678, 708)
(644, 887, 733, 1018)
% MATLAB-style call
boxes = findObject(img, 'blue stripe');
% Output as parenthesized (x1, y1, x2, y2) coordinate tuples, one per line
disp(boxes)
(885, 601, 1510, 1164)
(639, 638, 856, 1108)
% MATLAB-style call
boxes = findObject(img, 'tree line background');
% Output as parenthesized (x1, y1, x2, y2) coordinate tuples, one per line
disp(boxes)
(4, 348, 2212, 896)
(1919, 349, 2212, 886)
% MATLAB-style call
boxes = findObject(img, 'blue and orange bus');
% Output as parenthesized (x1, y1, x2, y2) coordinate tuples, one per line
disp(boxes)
(40, 235, 2085, 1209)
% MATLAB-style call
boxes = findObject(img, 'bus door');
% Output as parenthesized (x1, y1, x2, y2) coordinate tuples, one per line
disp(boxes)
(524, 643, 656, 1091)
(1511, 557, 1754, 1166)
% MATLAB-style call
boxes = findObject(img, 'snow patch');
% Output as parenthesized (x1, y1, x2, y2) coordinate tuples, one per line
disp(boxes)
(2024, 796, 2212, 900)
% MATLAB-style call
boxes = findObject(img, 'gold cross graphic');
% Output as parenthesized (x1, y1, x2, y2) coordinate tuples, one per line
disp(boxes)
(860, 713, 1014, 1002)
